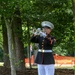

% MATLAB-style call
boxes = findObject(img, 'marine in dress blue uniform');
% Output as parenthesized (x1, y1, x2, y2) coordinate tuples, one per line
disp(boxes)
(30, 21, 56, 75)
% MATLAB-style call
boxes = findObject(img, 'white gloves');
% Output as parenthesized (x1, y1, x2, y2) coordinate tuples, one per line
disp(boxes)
(33, 28, 41, 35)
(32, 28, 46, 38)
(39, 31, 46, 38)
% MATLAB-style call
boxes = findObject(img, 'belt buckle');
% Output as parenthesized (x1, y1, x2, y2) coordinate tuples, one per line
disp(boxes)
(42, 49, 44, 52)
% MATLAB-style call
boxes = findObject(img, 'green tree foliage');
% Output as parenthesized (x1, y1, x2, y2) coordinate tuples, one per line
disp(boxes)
(20, 0, 74, 56)
(0, 0, 74, 59)
(0, 47, 3, 61)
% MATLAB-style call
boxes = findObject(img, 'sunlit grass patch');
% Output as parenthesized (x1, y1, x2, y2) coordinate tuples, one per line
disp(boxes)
(0, 62, 4, 66)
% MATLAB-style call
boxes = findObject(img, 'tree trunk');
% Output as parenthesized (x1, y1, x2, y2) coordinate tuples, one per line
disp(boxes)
(72, 1, 75, 28)
(72, 0, 75, 56)
(27, 21, 31, 68)
(4, 18, 16, 75)
(12, 7, 25, 70)
(72, 2, 75, 75)
(1, 16, 10, 68)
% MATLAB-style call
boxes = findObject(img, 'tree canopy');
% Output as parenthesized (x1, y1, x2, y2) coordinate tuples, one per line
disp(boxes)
(0, 0, 74, 57)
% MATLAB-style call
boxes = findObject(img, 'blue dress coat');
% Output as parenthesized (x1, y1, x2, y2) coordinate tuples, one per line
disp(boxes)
(30, 34, 55, 64)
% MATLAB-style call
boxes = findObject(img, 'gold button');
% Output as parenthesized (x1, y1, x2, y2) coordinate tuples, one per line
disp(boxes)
(42, 40, 44, 41)
(42, 48, 43, 50)
(42, 42, 44, 44)
(42, 45, 43, 46)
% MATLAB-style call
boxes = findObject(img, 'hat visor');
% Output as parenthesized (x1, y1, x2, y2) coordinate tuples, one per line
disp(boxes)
(42, 26, 51, 29)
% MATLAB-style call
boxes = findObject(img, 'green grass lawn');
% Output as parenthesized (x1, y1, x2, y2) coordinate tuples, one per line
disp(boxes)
(0, 62, 74, 70)
(26, 64, 75, 69)
(55, 66, 74, 69)
(0, 62, 4, 66)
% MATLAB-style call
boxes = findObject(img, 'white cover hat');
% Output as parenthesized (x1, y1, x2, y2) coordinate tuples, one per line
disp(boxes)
(41, 21, 54, 29)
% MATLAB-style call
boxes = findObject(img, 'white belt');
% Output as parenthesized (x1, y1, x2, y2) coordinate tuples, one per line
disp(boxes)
(38, 49, 52, 53)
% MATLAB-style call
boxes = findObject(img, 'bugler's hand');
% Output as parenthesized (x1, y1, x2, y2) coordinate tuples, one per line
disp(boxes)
(40, 32, 46, 38)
